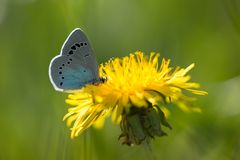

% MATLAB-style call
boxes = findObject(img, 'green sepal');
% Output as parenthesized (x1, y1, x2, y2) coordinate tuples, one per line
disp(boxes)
(119, 105, 172, 146)
(145, 108, 167, 137)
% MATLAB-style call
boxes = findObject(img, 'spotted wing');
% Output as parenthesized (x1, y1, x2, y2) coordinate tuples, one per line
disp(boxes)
(49, 28, 99, 92)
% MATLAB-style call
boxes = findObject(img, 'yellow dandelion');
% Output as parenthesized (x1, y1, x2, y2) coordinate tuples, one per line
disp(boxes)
(63, 51, 207, 145)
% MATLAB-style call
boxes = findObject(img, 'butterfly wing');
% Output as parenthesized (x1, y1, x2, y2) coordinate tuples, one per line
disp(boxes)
(49, 28, 99, 92)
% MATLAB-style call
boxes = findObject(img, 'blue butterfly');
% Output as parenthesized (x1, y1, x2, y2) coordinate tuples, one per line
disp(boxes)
(49, 28, 100, 92)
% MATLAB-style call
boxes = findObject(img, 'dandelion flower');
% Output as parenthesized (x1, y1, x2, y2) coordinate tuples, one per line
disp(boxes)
(63, 51, 207, 145)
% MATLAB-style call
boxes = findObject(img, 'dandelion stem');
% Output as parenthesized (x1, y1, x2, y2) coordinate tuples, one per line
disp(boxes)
(143, 142, 156, 160)
(88, 129, 92, 160)
(83, 133, 87, 160)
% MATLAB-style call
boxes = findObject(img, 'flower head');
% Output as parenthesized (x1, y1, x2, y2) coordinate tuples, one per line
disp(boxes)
(63, 51, 207, 145)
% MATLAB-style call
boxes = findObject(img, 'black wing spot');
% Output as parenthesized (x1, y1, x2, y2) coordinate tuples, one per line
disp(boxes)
(80, 43, 83, 46)
(69, 50, 73, 55)
(62, 64, 65, 66)
(67, 62, 70, 64)
(71, 46, 76, 50)
(60, 82, 63, 86)
(84, 42, 87, 45)
(62, 77, 64, 79)
(59, 72, 62, 74)
(75, 43, 80, 47)
(83, 70, 86, 72)
(59, 67, 62, 69)
(84, 54, 89, 57)
(69, 58, 72, 61)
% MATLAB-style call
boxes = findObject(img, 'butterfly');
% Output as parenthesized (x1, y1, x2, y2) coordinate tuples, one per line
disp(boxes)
(49, 28, 101, 92)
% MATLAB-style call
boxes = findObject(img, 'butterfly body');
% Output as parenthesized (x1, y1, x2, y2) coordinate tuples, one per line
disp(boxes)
(49, 28, 100, 92)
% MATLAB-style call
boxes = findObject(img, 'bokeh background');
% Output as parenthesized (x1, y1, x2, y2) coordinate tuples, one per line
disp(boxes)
(0, 0, 240, 159)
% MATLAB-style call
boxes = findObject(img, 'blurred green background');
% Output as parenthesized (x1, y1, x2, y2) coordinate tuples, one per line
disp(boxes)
(0, 0, 240, 159)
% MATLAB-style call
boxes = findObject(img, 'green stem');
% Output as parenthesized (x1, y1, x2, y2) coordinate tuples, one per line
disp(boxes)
(143, 141, 156, 160)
